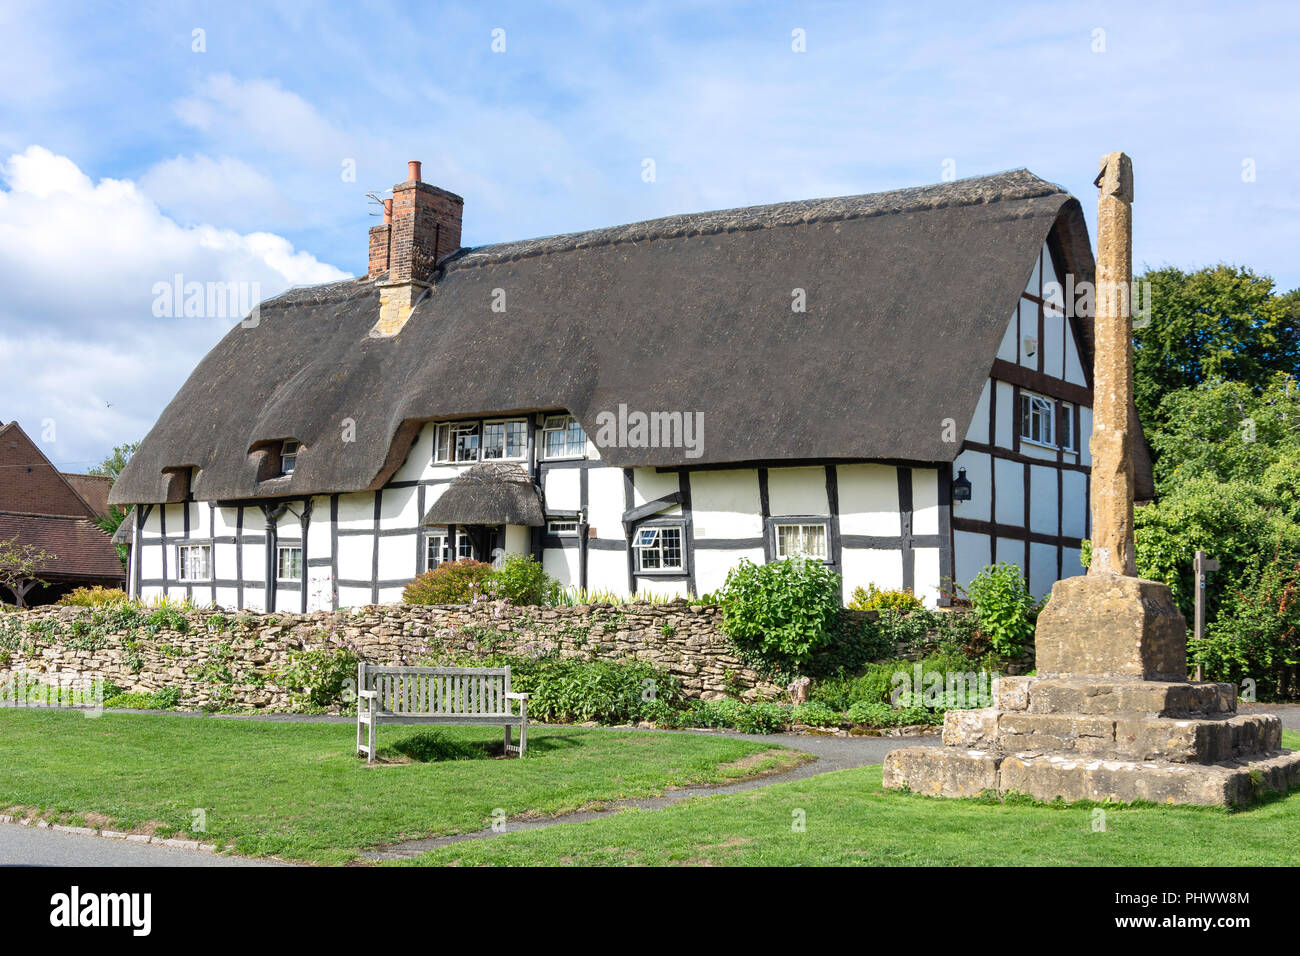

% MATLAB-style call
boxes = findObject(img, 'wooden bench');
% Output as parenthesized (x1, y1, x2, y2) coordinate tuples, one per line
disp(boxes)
(355, 663, 529, 762)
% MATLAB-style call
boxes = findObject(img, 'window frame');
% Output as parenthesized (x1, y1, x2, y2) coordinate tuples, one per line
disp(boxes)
(425, 528, 473, 569)
(276, 544, 303, 582)
(433, 422, 482, 464)
(1059, 401, 1076, 452)
(481, 418, 528, 461)
(280, 439, 300, 475)
(1019, 392, 1056, 448)
(176, 544, 212, 582)
(771, 520, 830, 562)
(546, 518, 579, 536)
(541, 414, 587, 460)
(632, 521, 686, 574)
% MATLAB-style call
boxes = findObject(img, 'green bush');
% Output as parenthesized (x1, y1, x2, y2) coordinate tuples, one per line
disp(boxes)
(718, 557, 843, 672)
(790, 701, 842, 727)
(103, 685, 182, 710)
(848, 584, 924, 612)
(684, 698, 789, 734)
(485, 554, 561, 606)
(964, 563, 1038, 658)
(509, 656, 683, 725)
(57, 586, 129, 607)
(278, 647, 360, 708)
(402, 559, 495, 605)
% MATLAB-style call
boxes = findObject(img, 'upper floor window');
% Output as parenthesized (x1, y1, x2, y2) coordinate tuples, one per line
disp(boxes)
(1019, 393, 1055, 447)
(177, 544, 211, 582)
(483, 419, 527, 460)
(434, 422, 480, 463)
(773, 521, 828, 561)
(546, 518, 579, 536)
(1060, 402, 1075, 451)
(280, 440, 300, 475)
(542, 414, 587, 459)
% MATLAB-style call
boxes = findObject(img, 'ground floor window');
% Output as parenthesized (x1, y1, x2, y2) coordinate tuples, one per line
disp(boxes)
(176, 544, 211, 581)
(426, 528, 473, 568)
(546, 518, 579, 535)
(277, 545, 303, 581)
(773, 521, 828, 560)
(633, 523, 684, 572)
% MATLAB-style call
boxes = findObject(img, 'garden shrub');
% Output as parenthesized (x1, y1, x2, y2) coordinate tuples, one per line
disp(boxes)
(964, 563, 1038, 658)
(103, 686, 182, 710)
(717, 557, 843, 672)
(849, 583, 924, 612)
(509, 656, 683, 725)
(684, 698, 789, 734)
(278, 647, 360, 708)
(790, 701, 842, 727)
(402, 559, 495, 605)
(485, 554, 561, 606)
(58, 586, 128, 607)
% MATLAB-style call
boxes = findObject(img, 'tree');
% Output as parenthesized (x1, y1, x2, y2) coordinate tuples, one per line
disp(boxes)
(88, 441, 139, 568)
(87, 441, 139, 481)
(0, 538, 56, 608)
(1133, 266, 1299, 438)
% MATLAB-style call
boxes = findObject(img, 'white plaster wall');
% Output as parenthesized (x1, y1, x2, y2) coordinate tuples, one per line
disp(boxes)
(965, 380, 992, 444)
(996, 308, 1019, 362)
(841, 548, 903, 595)
(543, 468, 582, 511)
(994, 381, 1015, 449)
(689, 470, 762, 538)
(1062, 470, 1088, 538)
(767, 466, 828, 516)
(1018, 298, 1039, 369)
(954, 530, 990, 591)
(631, 468, 679, 506)
(994, 458, 1024, 526)
(694, 547, 762, 596)
(1029, 464, 1058, 535)
(542, 547, 579, 589)
(914, 547, 941, 606)
(586, 550, 627, 594)
(377, 534, 415, 581)
(585, 466, 626, 538)
(1065, 329, 1087, 386)
(1029, 542, 1057, 598)
(912, 468, 939, 535)
(837, 464, 898, 536)
(996, 538, 1024, 574)
(951, 449, 991, 523)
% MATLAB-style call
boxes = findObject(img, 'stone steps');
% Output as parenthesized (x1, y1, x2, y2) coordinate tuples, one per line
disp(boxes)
(883, 745, 1300, 807)
(943, 707, 1282, 764)
(1000, 676, 1237, 717)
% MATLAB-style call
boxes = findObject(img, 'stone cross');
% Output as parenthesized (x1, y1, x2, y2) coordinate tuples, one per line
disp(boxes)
(1087, 152, 1138, 577)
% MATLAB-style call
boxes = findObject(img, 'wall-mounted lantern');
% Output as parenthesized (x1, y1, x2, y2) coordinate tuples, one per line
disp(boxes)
(952, 467, 972, 502)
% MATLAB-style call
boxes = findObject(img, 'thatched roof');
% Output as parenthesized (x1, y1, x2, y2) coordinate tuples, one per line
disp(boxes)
(111, 168, 1145, 505)
(421, 463, 544, 527)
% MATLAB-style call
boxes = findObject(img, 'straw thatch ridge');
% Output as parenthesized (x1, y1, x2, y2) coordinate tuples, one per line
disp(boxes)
(420, 463, 544, 527)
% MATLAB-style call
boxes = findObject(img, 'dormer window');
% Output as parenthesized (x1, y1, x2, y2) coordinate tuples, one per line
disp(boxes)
(542, 414, 587, 459)
(281, 440, 300, 475)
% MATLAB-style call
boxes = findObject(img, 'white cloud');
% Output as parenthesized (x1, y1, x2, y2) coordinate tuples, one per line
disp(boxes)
(0, 145, 347, 468)
(138, 154, 297, 230)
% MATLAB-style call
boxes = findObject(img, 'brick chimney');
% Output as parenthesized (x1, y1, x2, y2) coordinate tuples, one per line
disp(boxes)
(369, 161, 464, 336)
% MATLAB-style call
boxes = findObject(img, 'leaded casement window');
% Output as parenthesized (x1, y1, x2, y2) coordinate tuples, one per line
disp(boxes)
(176, 544, 211, 581)
(773, 521, 828, 561)
(276, 545, 303, 581)
(280, 440, 300, 475)
(426, 528, 473, 568)
(546, 518, 579, 535)
(633, 523, 684, 572)
(482, 419, 527, 460)
(434, 422, 481, 463)
(541, 414, 587, 459)
(1019, 392, 1055, 447)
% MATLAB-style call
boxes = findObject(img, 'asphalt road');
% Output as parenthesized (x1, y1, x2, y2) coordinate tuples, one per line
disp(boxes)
(0, 825, 284, 867)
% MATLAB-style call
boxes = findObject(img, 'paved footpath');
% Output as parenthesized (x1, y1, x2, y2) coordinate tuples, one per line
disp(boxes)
(0, 824, 283, 867)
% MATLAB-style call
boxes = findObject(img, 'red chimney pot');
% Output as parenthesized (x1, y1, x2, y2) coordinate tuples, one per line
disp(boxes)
(408, 160, 422, 182)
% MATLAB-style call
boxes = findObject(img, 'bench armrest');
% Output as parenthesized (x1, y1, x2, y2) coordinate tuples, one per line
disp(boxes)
(504, 692, 529, 700)
(357, 690, 377, 700)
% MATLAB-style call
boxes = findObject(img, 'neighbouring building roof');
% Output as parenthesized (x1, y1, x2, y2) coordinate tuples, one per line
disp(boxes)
(110, 168, 1148, 506)
(61, 473, 113, 517)
(0, 512, 125, 580)
(421, 463, 545, 527)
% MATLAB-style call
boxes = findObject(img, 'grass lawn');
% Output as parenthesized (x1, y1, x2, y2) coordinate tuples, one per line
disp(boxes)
(0, 709, 799, 864)
(398, 729, 1300, 867)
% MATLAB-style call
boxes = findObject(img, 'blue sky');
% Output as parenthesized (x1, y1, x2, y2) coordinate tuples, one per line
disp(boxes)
(1, 0, 1298, 470)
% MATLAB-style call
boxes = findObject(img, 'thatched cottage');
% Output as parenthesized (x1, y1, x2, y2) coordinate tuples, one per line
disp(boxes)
(109, 163, 1152, 611)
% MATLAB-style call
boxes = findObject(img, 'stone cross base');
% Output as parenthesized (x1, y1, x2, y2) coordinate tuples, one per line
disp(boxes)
(883, 675, 1300, 806)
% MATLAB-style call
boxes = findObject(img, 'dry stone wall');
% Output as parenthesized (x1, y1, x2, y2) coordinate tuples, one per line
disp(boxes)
(0, 602, 784, 711)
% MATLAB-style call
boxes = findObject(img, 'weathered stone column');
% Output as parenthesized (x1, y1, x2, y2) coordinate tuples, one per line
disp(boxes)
(1088, 152, 1137, 577)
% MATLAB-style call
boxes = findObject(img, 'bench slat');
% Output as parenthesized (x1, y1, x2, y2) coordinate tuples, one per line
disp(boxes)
(365, 666, 511, 676)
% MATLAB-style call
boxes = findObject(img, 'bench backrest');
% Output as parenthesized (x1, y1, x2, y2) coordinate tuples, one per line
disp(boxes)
(358, 664, 513, 716)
